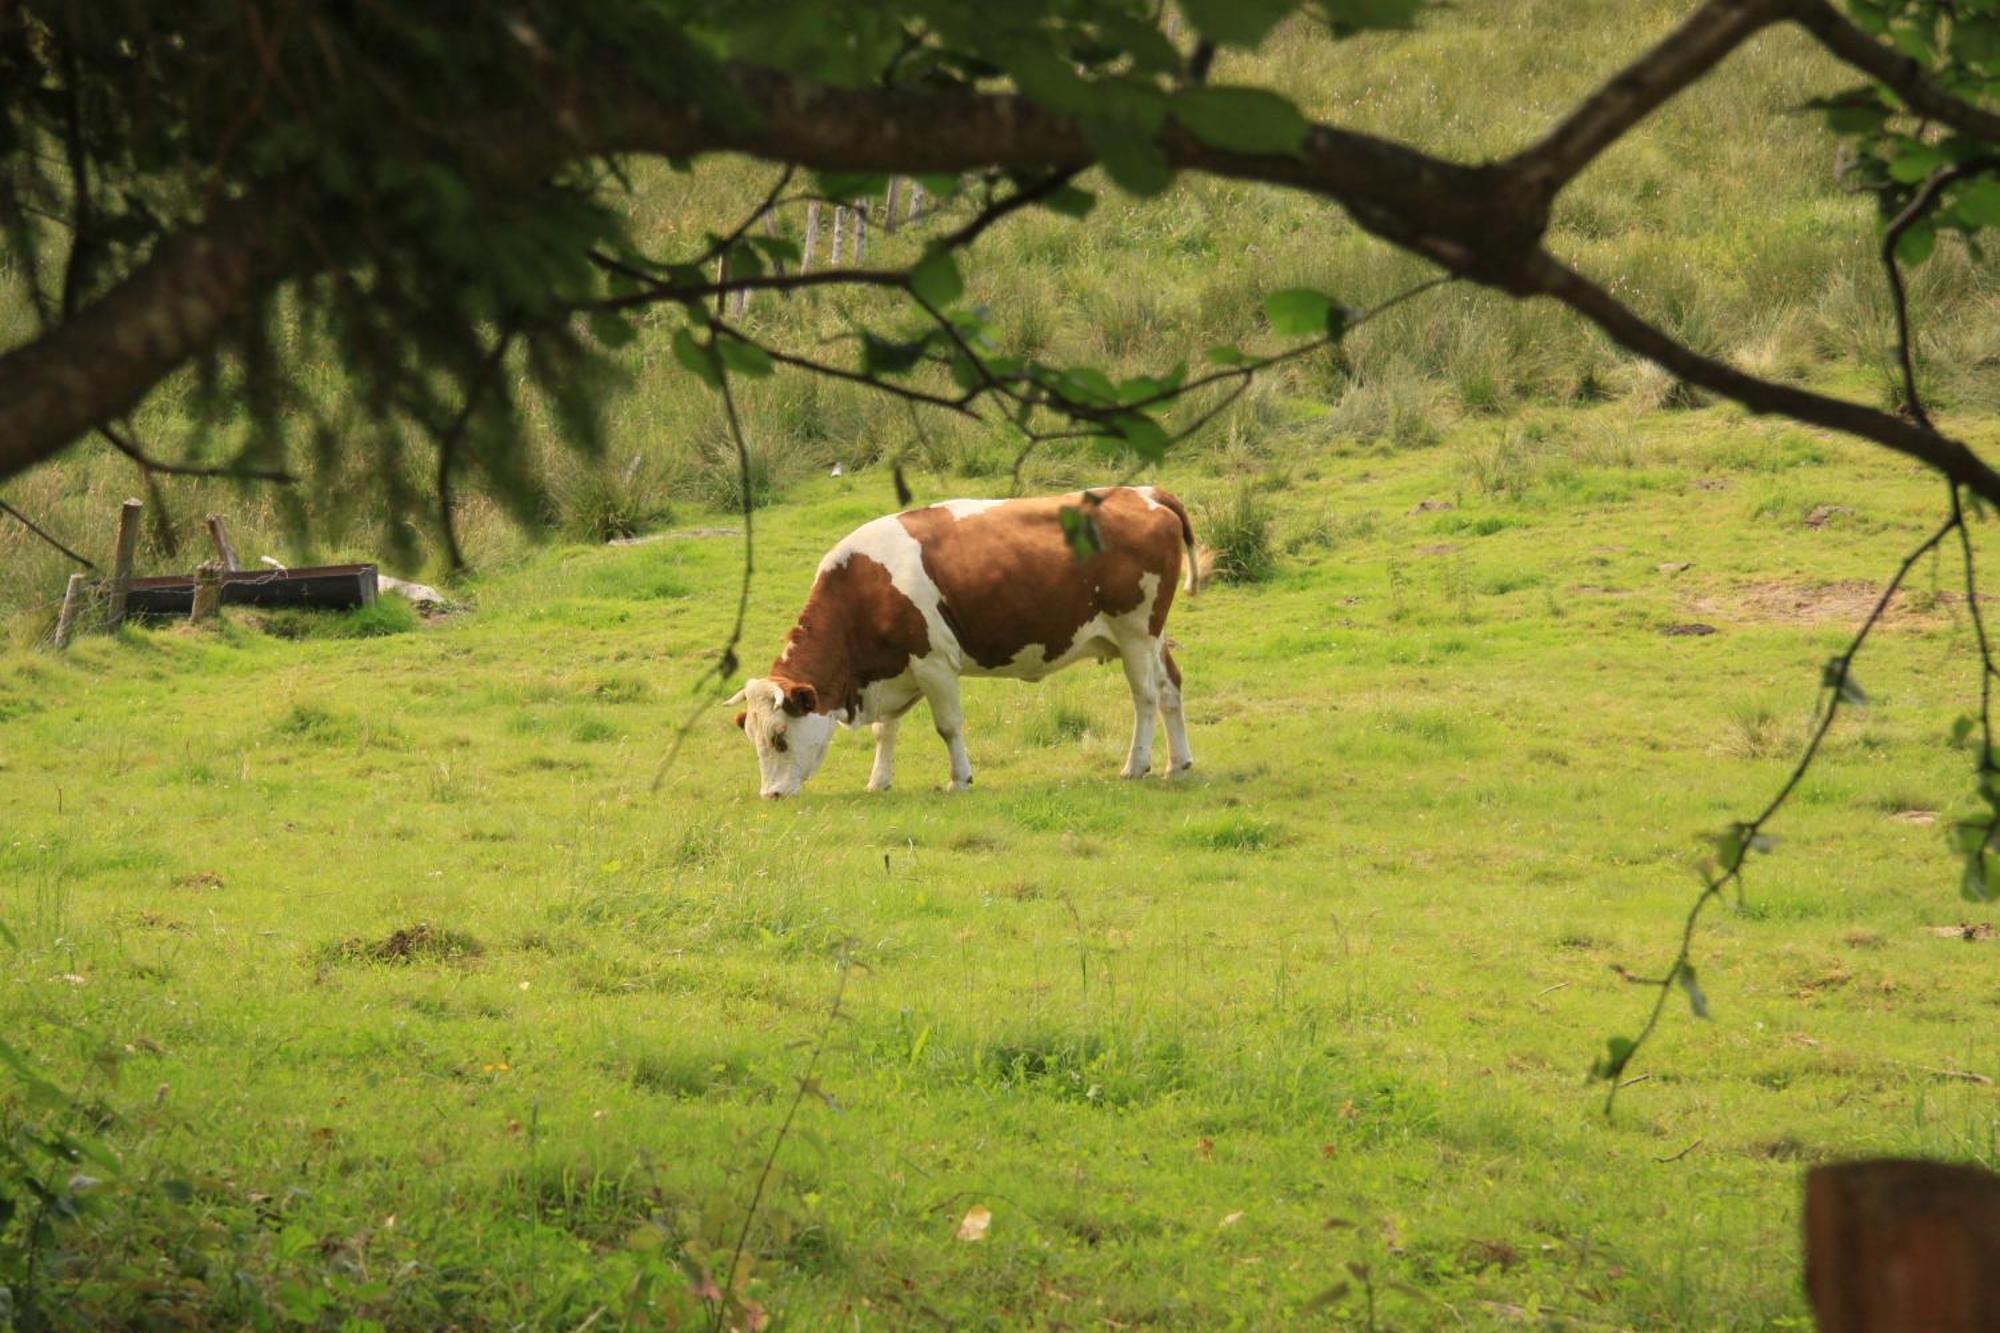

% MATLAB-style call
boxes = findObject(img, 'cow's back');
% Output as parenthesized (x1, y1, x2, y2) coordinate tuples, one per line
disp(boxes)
(892, 488, 1186, 674)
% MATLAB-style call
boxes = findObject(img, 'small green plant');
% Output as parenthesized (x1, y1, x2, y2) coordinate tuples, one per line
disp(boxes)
(1202, 485, 1278, 584)
(1024, 702, 1092, 747)
(260, 596, 417, 640)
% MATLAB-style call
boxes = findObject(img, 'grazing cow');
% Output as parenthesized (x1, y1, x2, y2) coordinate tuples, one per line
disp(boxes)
(730, 486, 1196, 799)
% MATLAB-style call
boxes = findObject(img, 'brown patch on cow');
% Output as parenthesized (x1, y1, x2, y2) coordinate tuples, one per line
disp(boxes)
(895, 488, 1187, 671)
(768, 551, 930, 716)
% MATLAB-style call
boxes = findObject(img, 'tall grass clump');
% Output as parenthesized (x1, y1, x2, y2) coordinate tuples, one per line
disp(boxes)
(1201, 485, 1278, 584)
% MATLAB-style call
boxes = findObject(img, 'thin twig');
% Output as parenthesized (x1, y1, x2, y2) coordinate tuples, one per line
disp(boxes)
(436, 321, 518, 573)
(0, 496, 95, 568)
(650, 338, 758, 794)
(1654, 1138, 1703, 1164)
(97, 422, 294, 483)
(707, 949, 853, 1332)
(1605, 510, 1960, 1112)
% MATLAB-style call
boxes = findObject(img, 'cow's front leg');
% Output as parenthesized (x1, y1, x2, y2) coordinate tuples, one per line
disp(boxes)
(867, 715, 901, 792)
(919, 673, 974, 791)
(1118, 638, 1162, 779)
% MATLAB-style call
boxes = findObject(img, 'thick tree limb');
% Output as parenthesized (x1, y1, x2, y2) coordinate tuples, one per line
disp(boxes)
(1511, 0, 1792, 195)
(6, 26, 2000, 506)
(0, 197, 282, 483)
(1794, 0, 2000, 145)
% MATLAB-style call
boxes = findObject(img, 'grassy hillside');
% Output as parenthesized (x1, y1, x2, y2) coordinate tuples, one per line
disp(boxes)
(5, 402, 2000, 1326)
(8, 0, 2000, 622)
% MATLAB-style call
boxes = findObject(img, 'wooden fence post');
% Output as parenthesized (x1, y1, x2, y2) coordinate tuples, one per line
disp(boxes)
(106, 497, 142, 630)
(714, 255, 729, 317)
(53, 573, 87, 650)
(884, 177, 904, 235)
(851, 199, 869, 261)
(1806, 1158, 2000, 1332)
(800, 200, 821, 273)
(205, 514, 240, 571)
(908, 181, 925, 224)
(829, 205, 847, 267)
(189, 560, 223, 627)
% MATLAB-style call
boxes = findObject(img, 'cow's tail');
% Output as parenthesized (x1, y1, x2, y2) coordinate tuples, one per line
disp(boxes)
(1156, 490, 1199, 597)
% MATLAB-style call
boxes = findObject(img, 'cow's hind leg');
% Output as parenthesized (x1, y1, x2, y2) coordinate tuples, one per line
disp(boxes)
(1158, 641, 1192, 773)
(1117, 637, 1162, 779)
(916, 669, 974, 792)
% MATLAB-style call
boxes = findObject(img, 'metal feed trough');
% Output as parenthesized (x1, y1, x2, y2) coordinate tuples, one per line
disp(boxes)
(123, 564, 379, 617)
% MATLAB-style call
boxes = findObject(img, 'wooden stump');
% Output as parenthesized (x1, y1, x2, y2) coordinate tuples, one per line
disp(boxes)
(53, 573, 87, 650)
(205, 514, 240, 571)
(189, 560, 223, 627)
(1805, 1158, 2000, 1332)
(107, 497, 143, 629)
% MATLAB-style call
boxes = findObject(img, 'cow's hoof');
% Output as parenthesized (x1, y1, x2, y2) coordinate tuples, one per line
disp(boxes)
(946, 778, 973, 793)
(867, 782, 892, 793)
(1120, 767, 1149, 780)
(1174, 760, 1194, 774)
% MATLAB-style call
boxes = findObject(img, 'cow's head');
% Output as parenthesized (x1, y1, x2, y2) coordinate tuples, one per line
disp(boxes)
(728, 677, 836, 799)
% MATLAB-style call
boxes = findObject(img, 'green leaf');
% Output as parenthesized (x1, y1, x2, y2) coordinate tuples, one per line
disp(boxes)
(861, 334, 926, 377)
(1593, 1035, 1636, 1081)
(750, 235, 801, 266)
(1822, 657, 1868, 705)
(1807, 87, 1892, 135)
(1264, 287, 1335, 338)
(671, 328, 722, 390)
(1041, 185, 1098, 219)
(1172, 87, 1310, 155)
(1086, 125, 1176, 198)
(1954, 177, 2000, 228)
(1896, 220, 1938, 267)
(1953, 714, 1979, 746)
(910, 247, 964, 309)
(1677, 963, 1709, 1019)
(1963, 851, 1995, 903)
(1888, 142, 1945, 184)
(1323, 0, 1424, 34)
(588, 310, 637, 349)
(1207, 344, 1249, 366)
(715, 337, 773, 378)
(1058, 505, 1102, 561)
(1177, 0, 1299, 46)
(1948, 819, 1990, 856)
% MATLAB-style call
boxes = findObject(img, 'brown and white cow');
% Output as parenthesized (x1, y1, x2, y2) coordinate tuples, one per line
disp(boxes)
(729, 486, 1196, 798)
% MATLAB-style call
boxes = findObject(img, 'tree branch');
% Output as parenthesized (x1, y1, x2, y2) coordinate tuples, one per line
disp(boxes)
(1794, 0, 2000, 145)
(97, 420, 294, 483)
(1524, 251, 2000, 501)
(0, 496, 95, 569)
(1510, 0, 1792, 196)
(1605, 506, 1962, 1110)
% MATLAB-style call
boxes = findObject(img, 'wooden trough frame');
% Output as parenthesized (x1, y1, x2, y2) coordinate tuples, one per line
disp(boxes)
(123, 564, 378, 617)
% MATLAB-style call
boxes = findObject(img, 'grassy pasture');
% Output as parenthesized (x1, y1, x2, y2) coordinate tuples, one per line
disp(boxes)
(6, 404, 2000, 1327)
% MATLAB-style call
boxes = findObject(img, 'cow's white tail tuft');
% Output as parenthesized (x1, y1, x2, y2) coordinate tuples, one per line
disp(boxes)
(1183, 535, 1200, 596)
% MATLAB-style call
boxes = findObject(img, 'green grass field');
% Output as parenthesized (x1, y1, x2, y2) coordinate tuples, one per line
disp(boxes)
(6, 402, 2000, 1328)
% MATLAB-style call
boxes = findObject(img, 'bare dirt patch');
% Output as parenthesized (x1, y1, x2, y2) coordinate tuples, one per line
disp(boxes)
(325, 922, 482, 965)
(1687, 580, 1956, 627)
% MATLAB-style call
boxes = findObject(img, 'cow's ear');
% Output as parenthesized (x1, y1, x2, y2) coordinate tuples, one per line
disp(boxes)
(733, 711, 748, 730)
(784, 683, 817, 716)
